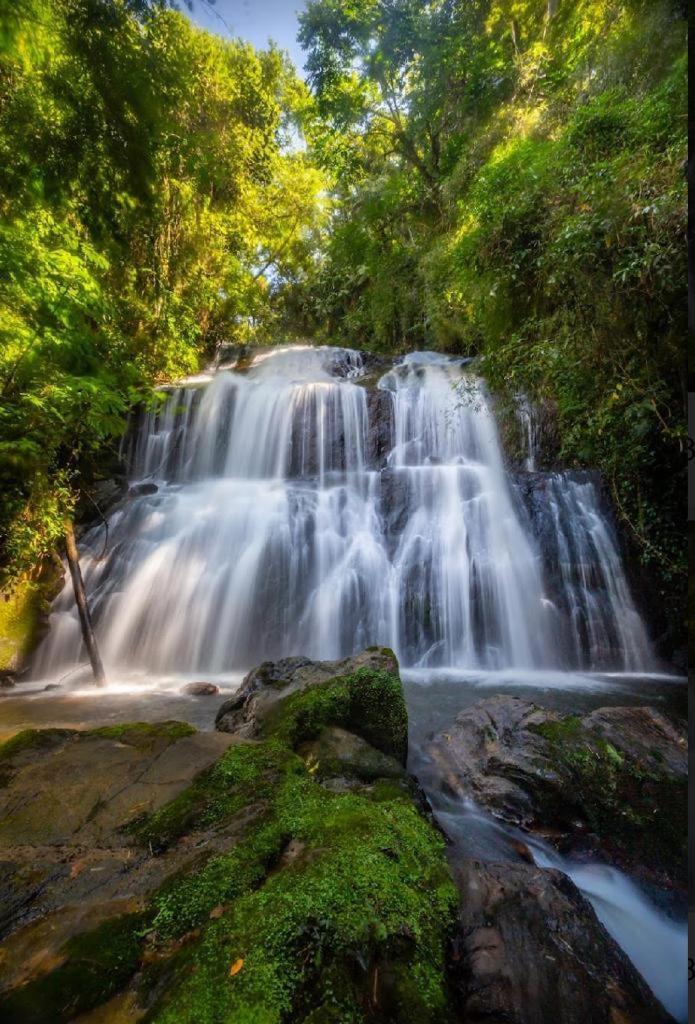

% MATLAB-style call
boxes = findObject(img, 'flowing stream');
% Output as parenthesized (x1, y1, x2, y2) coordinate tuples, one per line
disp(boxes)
(27, 345, 684, 1019)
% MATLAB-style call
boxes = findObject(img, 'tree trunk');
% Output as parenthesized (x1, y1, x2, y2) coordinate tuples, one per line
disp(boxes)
(64, 519, 106, 686)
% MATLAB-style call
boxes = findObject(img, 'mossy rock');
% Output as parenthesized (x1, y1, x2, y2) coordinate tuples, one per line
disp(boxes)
(216, 649, 407, 765)
(0, 653, 458, 1024)
(426, 696, 687, 889)
(0, 912, 147, 1024)
(0, 559, 63, 674)
(262, 667, 408, 765)
(142, 741, 457, 1024)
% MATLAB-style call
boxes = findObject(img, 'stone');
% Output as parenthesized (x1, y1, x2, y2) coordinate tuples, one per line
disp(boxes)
(0, 724, 236, 944)
(181, 681, 220, 696)
(365, 386, 394, 468)
(0, 659, 455, 1024)
(298, 725, 408, 784)
(215, 647, 399, 740)
(426, 696, 687, 888)
(451, 859, 674, 1024)
(128, 481, 159, 498)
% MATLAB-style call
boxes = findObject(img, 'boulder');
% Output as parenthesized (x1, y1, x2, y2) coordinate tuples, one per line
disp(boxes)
(214, 647, 407, 763)
(298, 725, 408, 785)
(128, 481, 159, 498)
(425, 696, 687, 888)
(181, 681, 220, 696)
(451, 859, 674, 1024)
(0, 654, 458, 1024)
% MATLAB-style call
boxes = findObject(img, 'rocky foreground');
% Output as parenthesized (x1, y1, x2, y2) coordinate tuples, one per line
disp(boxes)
(425, 694, 687, 890)
(0, 651, 682, 1023)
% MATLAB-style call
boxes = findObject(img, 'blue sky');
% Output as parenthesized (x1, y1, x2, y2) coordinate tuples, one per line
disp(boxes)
(188, 0, 309, 75)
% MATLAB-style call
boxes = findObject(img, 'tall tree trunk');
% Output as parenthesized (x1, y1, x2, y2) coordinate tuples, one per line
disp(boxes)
(64, 519, 106, 686)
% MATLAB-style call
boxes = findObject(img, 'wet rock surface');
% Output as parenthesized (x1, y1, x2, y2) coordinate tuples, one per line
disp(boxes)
(0, 725, 236, 941)
(181, 681, 220, 696)
(451, 858, 674, 1024)
(0, 659, 682, 1024)
(426, 695, 687, 888)
(0, 652, 456, 1024)
(365, 386, 394, 468)
(214, 647, 403, 755)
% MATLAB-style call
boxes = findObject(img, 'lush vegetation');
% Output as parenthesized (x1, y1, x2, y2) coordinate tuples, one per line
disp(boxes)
(0, 0, 325, 585)
(299, 0, 686, 632)
(0, 0, 686, 645)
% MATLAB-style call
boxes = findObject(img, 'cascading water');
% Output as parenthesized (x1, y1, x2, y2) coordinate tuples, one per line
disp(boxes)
(33, 345, 653, 679)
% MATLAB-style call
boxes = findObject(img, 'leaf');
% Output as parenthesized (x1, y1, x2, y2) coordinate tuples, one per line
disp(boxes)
(230, 958, 244, 977)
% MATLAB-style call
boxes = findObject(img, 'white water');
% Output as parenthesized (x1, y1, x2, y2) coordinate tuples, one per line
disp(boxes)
(33, 345, 653, 678)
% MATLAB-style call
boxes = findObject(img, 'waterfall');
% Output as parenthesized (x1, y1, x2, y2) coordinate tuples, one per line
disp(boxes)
(33, 346, 653, 679)
(515, 393, 539, 471)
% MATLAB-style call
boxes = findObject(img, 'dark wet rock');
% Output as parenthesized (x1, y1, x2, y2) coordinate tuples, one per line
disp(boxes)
(379, 468, 411, 554)
(511, 469, 614, 630)
(128, 481, 159, 498)
(181, 681, 220, 696)
(426, 696, 686, 888)
(365, 387, 394, 468)
(495, 393, 561, 471)
(214, 647, 406, 761)
(0, 671, 15, 689)
(83, 477, 126, 517)
(451, 859, 674, 1024)
(42, 683, 60, 691)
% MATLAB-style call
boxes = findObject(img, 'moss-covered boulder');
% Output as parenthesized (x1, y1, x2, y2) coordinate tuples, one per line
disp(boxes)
(0, 654, 457, 1023)
(426, 696, 687, 889)
(215, 648, 407, 764)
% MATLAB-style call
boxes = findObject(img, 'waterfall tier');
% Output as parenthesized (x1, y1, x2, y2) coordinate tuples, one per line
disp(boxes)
(34, 346, 653, 677)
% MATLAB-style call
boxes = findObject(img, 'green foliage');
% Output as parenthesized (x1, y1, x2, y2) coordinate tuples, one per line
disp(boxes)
(301, 0, 686, 630)
(0, 0, 327, 584)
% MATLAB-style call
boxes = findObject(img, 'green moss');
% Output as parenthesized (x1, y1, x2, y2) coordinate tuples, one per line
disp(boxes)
(536, 721, 686, 879)
(264, 668, 408, 765)
(88, 721, 196, 744)
(146, 749, 457, 1024)
(0, 580, 45, 672)
(0, 912, 146, 1024)
(0, 727, 73, 764)
(129, 740, 297, 852)
(528, 715, 582, 744)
